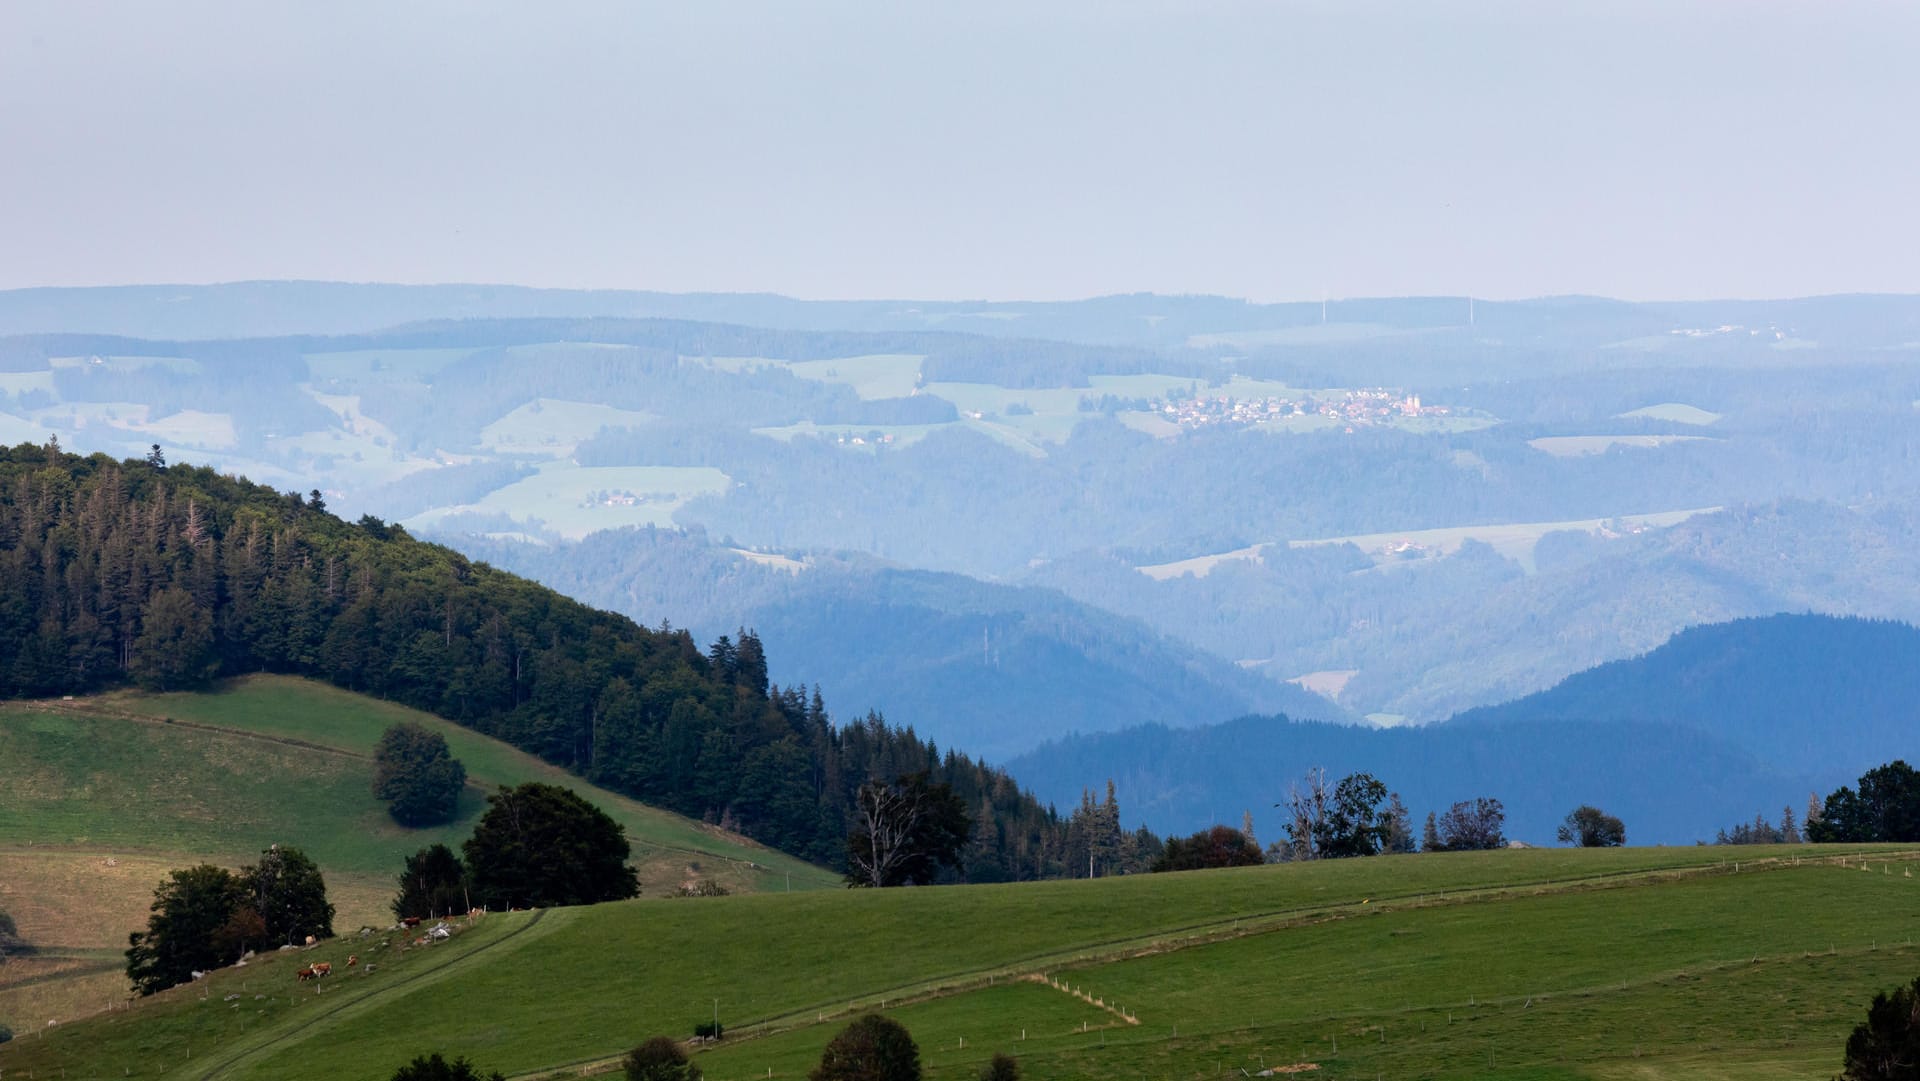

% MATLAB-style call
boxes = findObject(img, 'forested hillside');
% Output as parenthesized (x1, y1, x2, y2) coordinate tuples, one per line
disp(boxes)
(0, 444, 1094, 880)
(449, 526, 1347, 759)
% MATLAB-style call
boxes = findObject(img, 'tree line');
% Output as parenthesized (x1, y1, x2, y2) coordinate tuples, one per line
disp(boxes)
(0, 445, 1096, 881)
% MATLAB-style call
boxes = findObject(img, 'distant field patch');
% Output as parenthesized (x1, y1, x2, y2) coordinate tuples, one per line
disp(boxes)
(1289, 507, 1722, 572)
(1136, 542, 1269, 581)
(731, 548, 809, 573)
(1287, 670, 1358, 699)
(1141, 508, 1722, 579)
(404, 462, 730, 539)
(0, 371, 56, 394)
(1529, 434, 1714, 457)
(787, 354, 925, 400)
(479, 397, 656, 456)
(1619, 402, 1723, 425)
(123, 408, 240, 450)
(752, 421, 947, 449)
(50, 355, 201, 375)
(304, 347, 479, 383)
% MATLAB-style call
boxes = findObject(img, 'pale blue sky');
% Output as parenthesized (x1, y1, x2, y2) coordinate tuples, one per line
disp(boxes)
(3, 1, 1916, 301)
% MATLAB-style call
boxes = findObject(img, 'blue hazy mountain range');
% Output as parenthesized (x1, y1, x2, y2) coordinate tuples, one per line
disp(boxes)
(1004, 615, 1915, 845)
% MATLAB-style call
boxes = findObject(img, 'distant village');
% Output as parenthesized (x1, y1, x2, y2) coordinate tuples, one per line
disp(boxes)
(1155, 388, 1452, 432)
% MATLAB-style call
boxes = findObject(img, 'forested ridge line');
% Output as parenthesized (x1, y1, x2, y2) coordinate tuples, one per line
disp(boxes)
(0, 443, 1091, 880)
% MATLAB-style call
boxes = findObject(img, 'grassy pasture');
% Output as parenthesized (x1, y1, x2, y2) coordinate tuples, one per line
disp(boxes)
(786, 355, 925, 400)
(403, 462, 731, 539)
(9, 845, 1912, 1080)
(1119, 507, 1738, 579)
(479, 398, 656, 456)
(1528, 435, 1715, 457)
(1618, 402, 1723, 426)
(304, 347, 480, 384)
(0, 677, 833, 1025)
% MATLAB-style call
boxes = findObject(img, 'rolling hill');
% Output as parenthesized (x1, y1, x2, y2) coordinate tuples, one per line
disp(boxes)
(0, 676, 835, 1030)
(2, 844, 1915, 1080)
(1005, 614, 1917, 844)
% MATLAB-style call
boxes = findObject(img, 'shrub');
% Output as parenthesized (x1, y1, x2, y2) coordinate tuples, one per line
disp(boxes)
(811, 1014, 920, 1081)
(979, 1052, 1019, 1081)
(388, 1052, 505, 1081)
(694, 1021, 724, 1040)
(624, 1036, 702, 1081)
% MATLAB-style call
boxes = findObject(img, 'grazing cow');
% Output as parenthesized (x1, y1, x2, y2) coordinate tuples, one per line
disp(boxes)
(296, 967, 317, 982)
(311, 961, 332, 978)
(347, 955, 359, 967)
(401, 916, 422, 928)
(304, 934, 317, 946)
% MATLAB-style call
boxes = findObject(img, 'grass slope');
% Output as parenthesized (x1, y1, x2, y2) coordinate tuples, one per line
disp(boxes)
(5, 845, 1915, 1080)
(0, 676, 836, 1027)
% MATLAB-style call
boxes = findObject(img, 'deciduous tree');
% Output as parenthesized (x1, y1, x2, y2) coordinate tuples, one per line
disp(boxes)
(624, 1036, 703, 1081)
(1433, 798, 1506, 851)
(1556, 805, 1626, 847)
(811, 1014, 921, 1081)
(125, 864, 249, 995)
(393, 843, 470, 920)
(463, 783, 640, 908)
(389, 1053, 506, 1081)
(242, 843, 334, 947)
(845, 773, 971, 887)
(374, 722, 468, 827)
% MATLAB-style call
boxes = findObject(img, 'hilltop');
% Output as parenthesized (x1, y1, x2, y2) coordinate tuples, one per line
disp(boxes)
(2, 843, 1916, 1080)
(0, 445, 1086, 882)
(0, 675, 834, 1029)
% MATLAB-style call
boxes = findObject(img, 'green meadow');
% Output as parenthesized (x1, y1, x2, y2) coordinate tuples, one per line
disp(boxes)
(4, 843, 1915, 1080)
(0, 677, 836, 1032)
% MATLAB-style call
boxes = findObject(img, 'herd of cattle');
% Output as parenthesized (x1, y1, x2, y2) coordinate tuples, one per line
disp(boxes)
(291, 913, 477, 983)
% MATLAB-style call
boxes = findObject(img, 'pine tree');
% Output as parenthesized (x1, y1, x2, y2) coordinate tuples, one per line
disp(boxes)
(1421, 811, 1442, 852)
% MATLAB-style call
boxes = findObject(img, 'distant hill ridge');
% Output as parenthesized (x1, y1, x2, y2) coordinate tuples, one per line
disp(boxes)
(1006, 613, 1917, 844)
(0, 444, 1083, 880)
(1448, 613, 1920, 776)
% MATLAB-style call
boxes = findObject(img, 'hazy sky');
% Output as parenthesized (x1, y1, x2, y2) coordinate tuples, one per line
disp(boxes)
(4, 1, 1917, 302)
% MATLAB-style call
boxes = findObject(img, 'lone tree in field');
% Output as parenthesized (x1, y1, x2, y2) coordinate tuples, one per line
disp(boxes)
(374, 722, 468, 827)
(463, 783, 640, 908)
(624, 1036, 703, 1081)
(845, 773, 971, 888)
(388, 1052, 506, 1081)
(979, 1053, 1020, 1081)
(1557, 805, 1627, 847)
(393, 843, 470, 920)
(1839, 975, 1920, 1080)
(811, 1014, 921, 1081)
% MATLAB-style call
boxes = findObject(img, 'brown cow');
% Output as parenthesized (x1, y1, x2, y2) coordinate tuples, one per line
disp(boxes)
(346, 955, 359, 967)
(310, 961, 332, 978)
(296, 967, 317, 982)
(401, 916, 422, 928)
